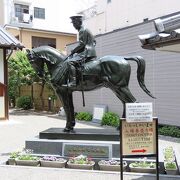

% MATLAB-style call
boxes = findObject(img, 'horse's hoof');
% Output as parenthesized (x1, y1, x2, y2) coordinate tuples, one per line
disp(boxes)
(63, 127, 75, 133)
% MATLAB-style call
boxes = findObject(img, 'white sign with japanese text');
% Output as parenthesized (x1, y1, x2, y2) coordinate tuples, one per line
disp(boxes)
(122, 119, 156, 156)
(126, 103, 152, 122)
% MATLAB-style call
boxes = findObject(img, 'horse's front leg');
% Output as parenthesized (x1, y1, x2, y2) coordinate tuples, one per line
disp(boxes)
(57, 89, 75, 132)
(63, 91, 76, 132)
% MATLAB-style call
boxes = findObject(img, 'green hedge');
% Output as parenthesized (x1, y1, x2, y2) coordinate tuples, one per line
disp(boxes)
(75, 112, 92, 121)
(101, 112, 120, 127)
(158, 125, 180, 138)
(16, 96, 33, 110)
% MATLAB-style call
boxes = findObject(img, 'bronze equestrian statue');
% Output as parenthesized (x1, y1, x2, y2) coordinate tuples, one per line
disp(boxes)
(26, 45, 155, 132)
(26, 15, 155, 132)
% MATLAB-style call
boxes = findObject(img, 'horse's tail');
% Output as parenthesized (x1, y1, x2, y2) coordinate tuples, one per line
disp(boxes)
(125, 56, 155, 98)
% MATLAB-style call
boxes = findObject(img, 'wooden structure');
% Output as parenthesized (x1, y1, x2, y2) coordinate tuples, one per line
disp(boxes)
(0, 26, 24, 120)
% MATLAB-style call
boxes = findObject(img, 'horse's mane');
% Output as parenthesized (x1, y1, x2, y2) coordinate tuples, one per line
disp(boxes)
(32, 46, 65, 64)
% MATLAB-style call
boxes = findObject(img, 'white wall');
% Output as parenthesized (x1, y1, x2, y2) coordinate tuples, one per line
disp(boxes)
(84, 0, 180, 35)
(3, 0, 96, 33)
(0, 49, 5, 118)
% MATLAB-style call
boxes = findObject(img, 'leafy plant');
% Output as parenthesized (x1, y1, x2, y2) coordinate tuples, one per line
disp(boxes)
(130, 158, 155, 168)
(158, 125, 180, 138)
(16, 95, 33, 110)
(75, 112, 92, 121)
(17, 154, 39, 161)
(8, 51, 37, 103)
(164, 146, 175, 162)
(164, 162, 177, 170)
(16, 148, 39, 161)
(101, 112, 120, 127)
(68, 155, 93, 165)
(9, 151, 20, 159)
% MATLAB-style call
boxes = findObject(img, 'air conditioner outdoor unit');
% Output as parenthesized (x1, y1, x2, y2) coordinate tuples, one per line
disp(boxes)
(23, 13, 30, 23)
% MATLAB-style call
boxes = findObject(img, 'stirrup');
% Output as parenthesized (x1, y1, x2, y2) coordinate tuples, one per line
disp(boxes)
(62, 80, 76, 87)
(68, 81, 76, 87)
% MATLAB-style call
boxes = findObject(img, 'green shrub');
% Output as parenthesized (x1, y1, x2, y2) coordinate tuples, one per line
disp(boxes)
(16, 96, 33, 110)
(75, 112, 92, 121)
(101, 112, 120, 127)
(158, 125, 180, 138)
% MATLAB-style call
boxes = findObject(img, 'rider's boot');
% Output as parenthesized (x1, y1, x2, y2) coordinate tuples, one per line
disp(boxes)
(62, 67, 76, 87)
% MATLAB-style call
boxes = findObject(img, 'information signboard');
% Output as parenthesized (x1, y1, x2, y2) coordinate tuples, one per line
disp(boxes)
(122, 119, 156, 156)
(126, 102, 152, 122)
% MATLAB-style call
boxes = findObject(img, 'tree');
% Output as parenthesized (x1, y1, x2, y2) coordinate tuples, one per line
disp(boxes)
(8, 51, 37, 106)
(8, 50, 53, 110)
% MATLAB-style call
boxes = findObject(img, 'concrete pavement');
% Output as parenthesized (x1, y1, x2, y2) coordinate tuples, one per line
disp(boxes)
(0, 108, 180, 180)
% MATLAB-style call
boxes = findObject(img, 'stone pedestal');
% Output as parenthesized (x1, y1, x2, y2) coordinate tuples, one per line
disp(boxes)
(26, 128, 120, 159)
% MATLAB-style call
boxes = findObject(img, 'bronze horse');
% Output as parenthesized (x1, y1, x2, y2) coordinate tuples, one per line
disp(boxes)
(27, 46, 154, 132)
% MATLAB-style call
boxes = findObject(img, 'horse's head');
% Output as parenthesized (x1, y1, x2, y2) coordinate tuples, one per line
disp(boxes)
(26, 46, 66, 80)
(26, 49, 45, 78)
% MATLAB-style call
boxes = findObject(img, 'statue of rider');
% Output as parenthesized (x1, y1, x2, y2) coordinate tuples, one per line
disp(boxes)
(63, 15, 97, 87)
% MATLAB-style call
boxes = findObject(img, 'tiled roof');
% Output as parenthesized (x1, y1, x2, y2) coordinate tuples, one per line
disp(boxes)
(139, 29, 180, 50)
(139, 13, 180, 52)
(0, 26, 24, 49)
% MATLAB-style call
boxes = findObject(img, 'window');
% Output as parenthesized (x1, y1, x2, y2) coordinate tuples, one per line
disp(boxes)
(34, 7, 45, 19)
(15, 4, 29, 22)
(32, 36, 56, 48)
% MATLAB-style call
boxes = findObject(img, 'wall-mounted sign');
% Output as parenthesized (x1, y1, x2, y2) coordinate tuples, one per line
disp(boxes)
(126, 103, 152, 122)
(122, 119, 156, 156)
(62, 143, 112, 158)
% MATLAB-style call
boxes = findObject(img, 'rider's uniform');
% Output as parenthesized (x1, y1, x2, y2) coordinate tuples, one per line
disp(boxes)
(64, 16, 96, 86)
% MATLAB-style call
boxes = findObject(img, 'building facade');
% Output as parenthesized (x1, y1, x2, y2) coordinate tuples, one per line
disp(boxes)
(0, 0, 77, 51)
(0, 27, 24, 120)
(68, 12, 180, 126)
(0, 0, 77, 119)
(82, 0, 180, 35)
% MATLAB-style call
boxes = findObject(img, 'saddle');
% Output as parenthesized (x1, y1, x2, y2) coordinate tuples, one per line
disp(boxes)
(73, 57, 97, 85)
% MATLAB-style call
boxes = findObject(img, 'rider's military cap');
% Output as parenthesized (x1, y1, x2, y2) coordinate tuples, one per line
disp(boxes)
(70, 15, 84, 22)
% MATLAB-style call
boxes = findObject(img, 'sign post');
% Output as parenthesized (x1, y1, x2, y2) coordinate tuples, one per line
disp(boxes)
(120, 103, 159, 180)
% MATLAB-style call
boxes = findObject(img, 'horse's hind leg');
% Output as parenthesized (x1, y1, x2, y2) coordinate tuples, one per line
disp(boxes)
(113, 86, 137, 118)
(111, 86, 136, 130)
(115, 86, 136, 103)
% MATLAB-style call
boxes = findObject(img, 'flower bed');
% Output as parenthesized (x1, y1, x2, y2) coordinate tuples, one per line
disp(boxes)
(11, 149, 40, 166)
(98, 159, 127, 171)
(163, 146, 178, 175)
(40, 156, 67, 168)
(129, 158, 156, 173)
(67, 155, 95, 170)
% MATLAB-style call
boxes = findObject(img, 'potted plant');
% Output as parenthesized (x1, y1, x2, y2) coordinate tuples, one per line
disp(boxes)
(40, 156, 67, 168)
(164, 161, 178, 175)
(163, 146, 175, 162)
(67, 155, 95, 170)
(98, 159, 127, 171)
(15, 149, 40, 166)
(8, 151, 20, 165)
(129, 158, 156, 173)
